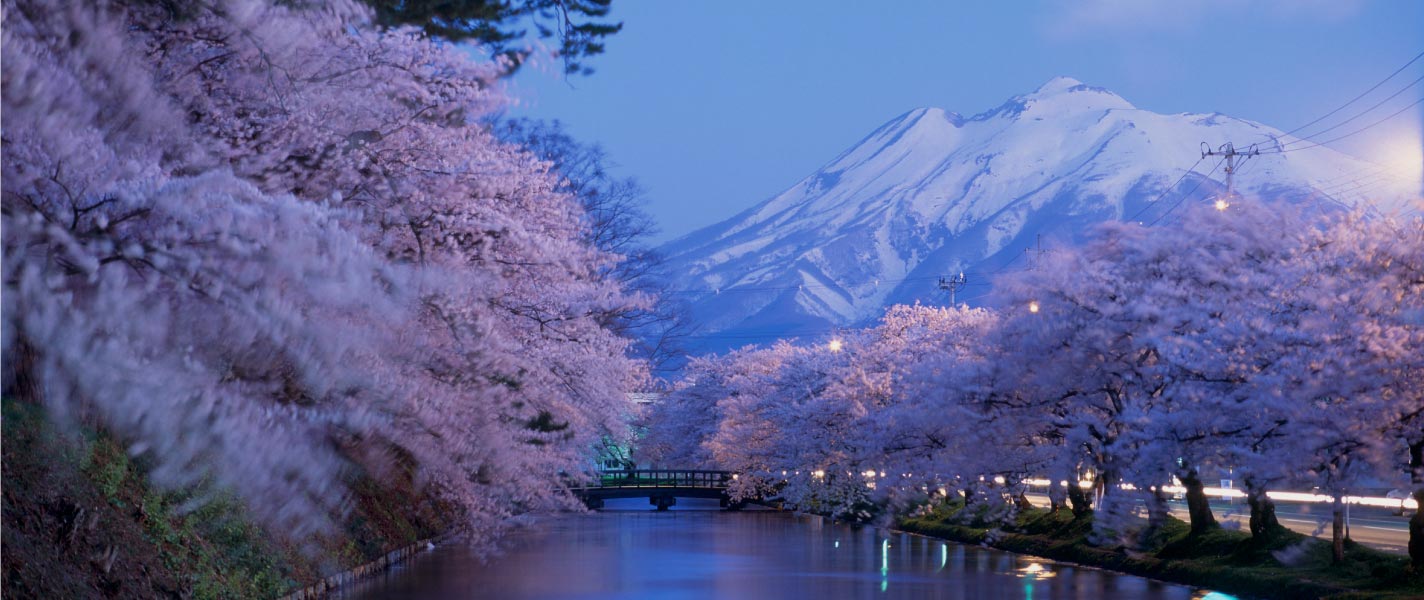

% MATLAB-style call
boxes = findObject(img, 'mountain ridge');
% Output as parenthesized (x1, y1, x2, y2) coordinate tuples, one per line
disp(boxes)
(659, 77, 1421, 353)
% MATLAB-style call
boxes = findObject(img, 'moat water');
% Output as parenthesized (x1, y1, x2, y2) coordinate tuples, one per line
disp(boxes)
(345, 498, 1226, 600)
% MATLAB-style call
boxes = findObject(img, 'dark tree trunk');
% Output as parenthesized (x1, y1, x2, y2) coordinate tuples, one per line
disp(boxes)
(1409, 440, 1424, 571)
(1013, 491, 1033, 511)
(1246, 477, 1281, 540)
(1149, 487, 1170, 524)
(1139, 487, 1171, 545)
(1410, 489, 1424, 571)
(1048, 479, 1066, 514)
(1180, 469, 1218, 535)
(1332, 494, 1346, 564)
(1094, 466, 1118, 517)
(2, 337, 41, 404)
(1068, 480, 1092, 516)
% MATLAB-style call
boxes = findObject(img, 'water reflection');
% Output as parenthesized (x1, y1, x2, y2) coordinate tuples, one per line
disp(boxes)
(346, 498, 1211, 600)
(1016, 561, 1055, 579)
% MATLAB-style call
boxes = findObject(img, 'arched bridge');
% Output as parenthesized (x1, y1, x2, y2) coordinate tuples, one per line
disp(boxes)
(572, 470, 749, 511)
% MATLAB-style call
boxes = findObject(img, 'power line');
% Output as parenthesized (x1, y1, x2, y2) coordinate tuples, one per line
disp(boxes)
(938, 272, 967, 305)
(1201, 142, 1259, 200)
(1124, 156, 1208, 223)
(1266, 49, 1424, 141)
(1317, 176, 1393, 201)
(1147, 157, 1227, 227)
(1311, 164, 1391, 188)
(1266, 96, 1424, 154)
(678, 53, 1424, 342)
(1273, 73, 1424, 149)
(1232, 151, 1264, 179)
(1314, 171, 1393, 195)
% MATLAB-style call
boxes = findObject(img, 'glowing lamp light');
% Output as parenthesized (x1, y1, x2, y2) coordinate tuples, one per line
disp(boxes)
(827, 338, 844, 352)
(812, 470, 825, 479)
(1028, 301, 1040, 314)
(1214, 198, 1230, 211)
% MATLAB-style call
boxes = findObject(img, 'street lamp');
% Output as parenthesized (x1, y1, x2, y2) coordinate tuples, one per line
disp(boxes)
(1028, 301, 1040, 314)
(1214, 198, 1230, 211)
(828, 338, 844, 352)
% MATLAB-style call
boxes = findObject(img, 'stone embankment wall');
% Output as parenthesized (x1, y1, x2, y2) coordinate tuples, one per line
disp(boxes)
(280, 533, 448, 600)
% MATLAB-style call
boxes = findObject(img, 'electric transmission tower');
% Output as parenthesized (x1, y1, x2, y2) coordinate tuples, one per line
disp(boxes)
(939, 272, 966, 305)
(1026, 234, 1048, 270)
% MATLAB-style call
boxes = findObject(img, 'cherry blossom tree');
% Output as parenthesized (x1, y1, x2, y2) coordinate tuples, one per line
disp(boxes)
(636, 354, 735, 468)
(3, 0, 642, 546)
(840, 305, 1001, 511)
(1268, 211, 1424, 563)
(642, 197, 1420, 561)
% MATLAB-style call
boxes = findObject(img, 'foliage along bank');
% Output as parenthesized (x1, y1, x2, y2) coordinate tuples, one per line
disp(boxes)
(3, 0, 643, 596)
(641, 199, 1424, 575)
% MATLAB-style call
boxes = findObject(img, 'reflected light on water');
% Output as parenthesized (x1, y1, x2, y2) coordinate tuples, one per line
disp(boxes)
(1016, 561, 1056, 580)
(1193, 593, 1240, 600)
(881, 538, 889, 592)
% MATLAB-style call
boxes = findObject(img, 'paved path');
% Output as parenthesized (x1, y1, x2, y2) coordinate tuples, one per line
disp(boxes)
(1024, 493, 1410, 554)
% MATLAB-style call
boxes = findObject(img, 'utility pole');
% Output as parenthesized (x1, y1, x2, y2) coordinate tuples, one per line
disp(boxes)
(1201, 142, 1259, 201)
(1026, 234, 1047, 270)
(938, 272, 966, 306)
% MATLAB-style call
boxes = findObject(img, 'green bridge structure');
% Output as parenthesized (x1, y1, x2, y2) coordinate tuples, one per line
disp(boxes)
(572, 469, 753, 511)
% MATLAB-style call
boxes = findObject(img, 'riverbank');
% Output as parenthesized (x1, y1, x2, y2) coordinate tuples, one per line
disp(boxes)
(896, 500, 1423, 600)
(1, 397, 446, 599)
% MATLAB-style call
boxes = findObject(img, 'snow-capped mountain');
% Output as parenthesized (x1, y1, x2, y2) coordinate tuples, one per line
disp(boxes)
(660, 77, 1421, 352)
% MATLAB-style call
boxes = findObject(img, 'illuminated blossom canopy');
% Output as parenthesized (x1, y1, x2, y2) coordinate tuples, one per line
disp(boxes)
(2, 0, 642, 544)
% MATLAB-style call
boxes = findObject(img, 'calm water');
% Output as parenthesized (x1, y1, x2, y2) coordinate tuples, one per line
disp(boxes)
(346, 498, 1223, 600)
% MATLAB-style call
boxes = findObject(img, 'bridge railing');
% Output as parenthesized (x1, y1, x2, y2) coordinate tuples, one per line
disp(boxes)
(582, 469, 733, 490)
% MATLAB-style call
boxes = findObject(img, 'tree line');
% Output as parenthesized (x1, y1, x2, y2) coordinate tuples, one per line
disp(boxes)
(2, 0, 646, 552)
(641, 200, 1424, 567)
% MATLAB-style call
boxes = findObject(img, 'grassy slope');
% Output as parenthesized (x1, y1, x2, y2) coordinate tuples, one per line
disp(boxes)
(897, 500, 1424, 600)
(2, 398, 446, 599)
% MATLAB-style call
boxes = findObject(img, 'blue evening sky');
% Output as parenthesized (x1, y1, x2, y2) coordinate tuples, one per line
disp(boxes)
(502, 1, 1424, 243)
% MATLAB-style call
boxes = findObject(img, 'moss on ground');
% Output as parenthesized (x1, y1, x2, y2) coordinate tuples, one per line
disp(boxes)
(2, 397, 447, 599)
(897, 501, 1424, 600)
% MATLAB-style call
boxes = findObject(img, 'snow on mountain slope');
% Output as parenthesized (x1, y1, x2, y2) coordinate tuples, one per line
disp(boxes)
(659, 77, 1422, 352)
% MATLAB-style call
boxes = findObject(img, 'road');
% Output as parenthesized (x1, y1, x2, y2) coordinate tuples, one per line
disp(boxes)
(1024, 493, 1410, 554)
